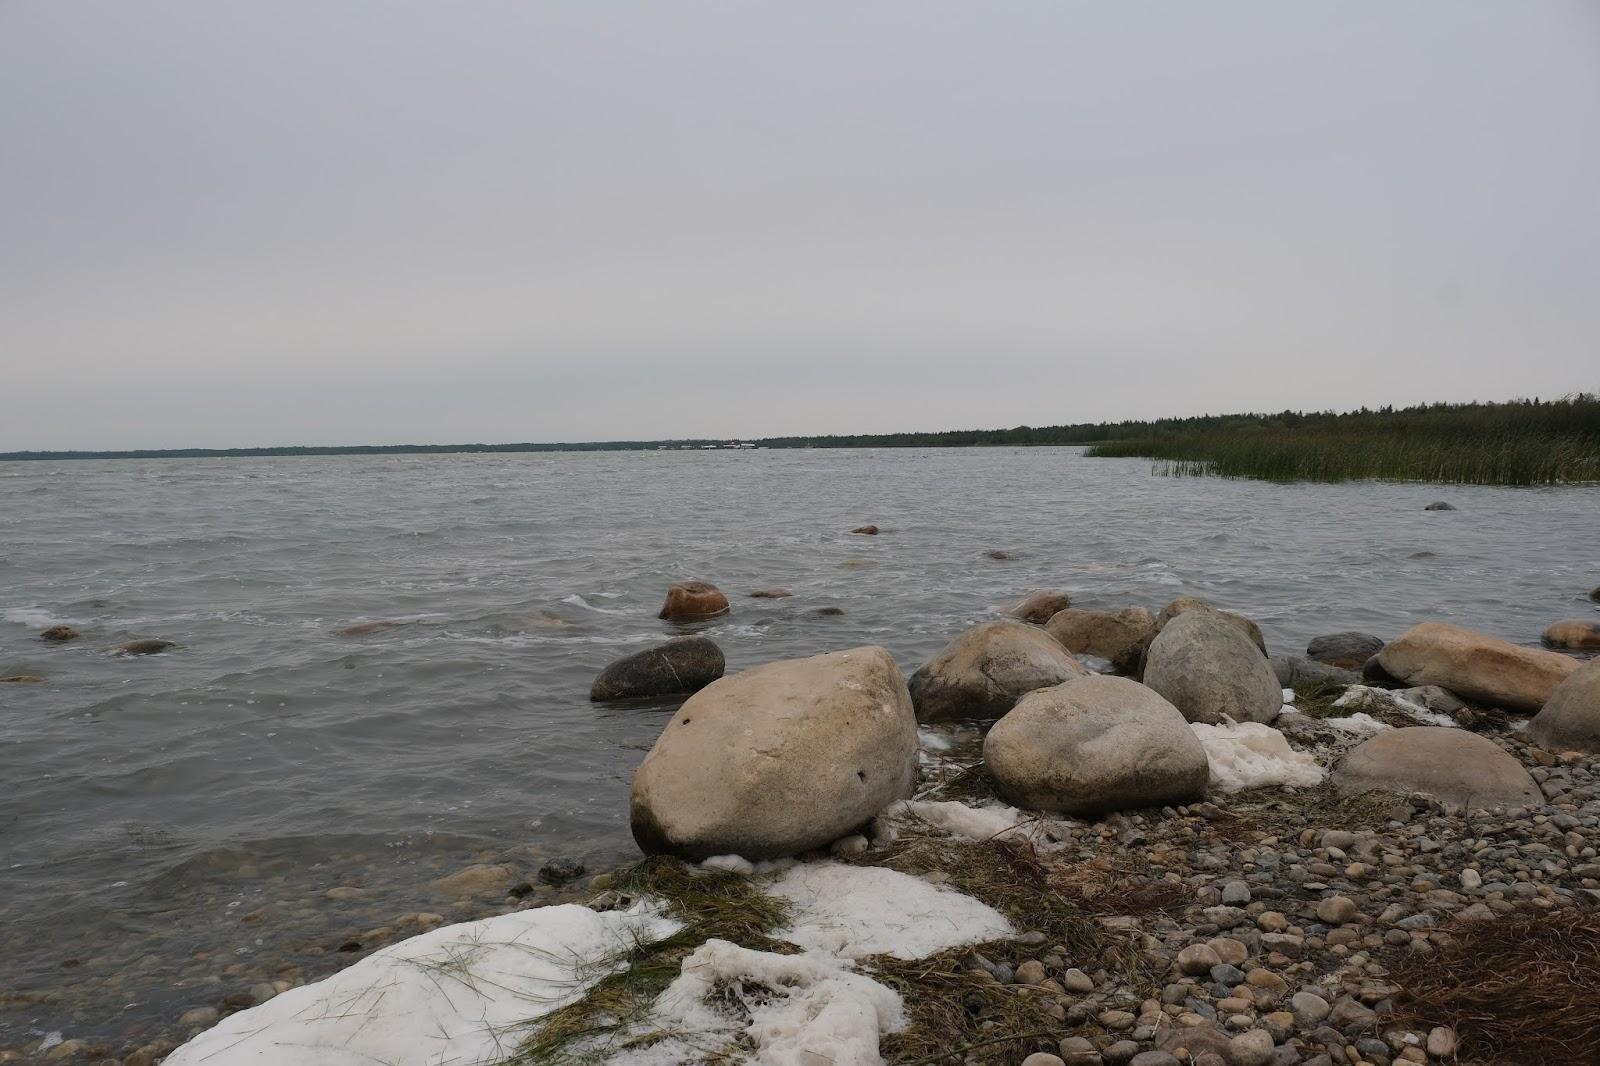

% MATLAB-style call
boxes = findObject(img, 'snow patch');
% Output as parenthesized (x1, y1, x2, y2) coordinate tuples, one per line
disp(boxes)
(1282, 688, 1296, 703)
(163, 902, 681, 1066)
(769, 861, 1013, 960)
(1190, 721, 1325, 792)
(701, 854, 798, 877)
(604, 939, 904, 1066)
(888, 798, 1026, 841)
(1335, 685, 1459, 727)
(1319, 712, 1393, 735)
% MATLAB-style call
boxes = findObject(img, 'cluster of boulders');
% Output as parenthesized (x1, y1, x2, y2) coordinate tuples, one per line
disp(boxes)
(12, 625, 177, 675)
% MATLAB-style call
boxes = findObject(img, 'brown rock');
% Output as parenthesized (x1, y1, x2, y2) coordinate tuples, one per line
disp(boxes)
(850, 524, 880, 535)
(1334, 727, 1541, 809)
(337, 620, 408, 637)
(749, 588, 793, 598)
(39, 624, 79, 642)
(429, 863, 516, 898)
(658, 581, 730, 622)
(909, 620, 1087, 722)
(1542, 618, 1600, 651)
(1004, 590, 1072, 625)
(1376, 621, 1577, 711)
(0, 675, 43, 683)
(1045, 606, 1157, 673)
(115, 639, 176, 656)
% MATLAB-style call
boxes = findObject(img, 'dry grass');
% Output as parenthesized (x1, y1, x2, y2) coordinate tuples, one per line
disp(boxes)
(1388, 911, 1600, 1065)
(1207, 783, 1400, 841)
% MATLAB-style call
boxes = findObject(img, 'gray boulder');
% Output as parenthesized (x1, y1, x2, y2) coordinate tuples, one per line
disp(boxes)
(1154, 597, 1267, 655)
(1529, 658, 1600, 754)
(984, 676, 1209, 816)
(630, 645, 916, 859)
(1144, 612, 1283, 725)
(1334, 727, 1540, 809)
(1271, 655, 1359, 689)
(590, 636, 725, 702)
(1305, 632, 1384, 670)
(909, 620, 1086, 722)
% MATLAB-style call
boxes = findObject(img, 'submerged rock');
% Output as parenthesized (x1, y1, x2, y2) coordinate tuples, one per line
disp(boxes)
(1045, 606, 1156, 675)
(337, 620, 407, 637)
(1529, 658, 1600, 754)
(1334, 727, 1541, 809)
(984, 675, 1209, 815)
(748, 588, 793, 599)
(1144, 612, 1282, 725)
(1305, 631, 1384, 670)
(428, 863, 516, 898)
(0, 674, 43, 683)
(658, 581, 730, 622)
(1271, 655, 1359, 688)
(850, 524, 880, 535)
(909, 620, 1086, 722)
(813, 606, 845, 617)
(1424, 501, 1457, 510)
(1004, 590, 1072, 625)
(1542, 618, 1600, 651)
(115, 639, 176, 656)
(1376, 621, 1577, 712)
(630, 645, 916, 859)
(589, 636, 725, 702)
(39, 624, 79, 642)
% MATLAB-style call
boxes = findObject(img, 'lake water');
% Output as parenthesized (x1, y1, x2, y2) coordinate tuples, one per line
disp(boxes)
(2, 447, 1596, 1050)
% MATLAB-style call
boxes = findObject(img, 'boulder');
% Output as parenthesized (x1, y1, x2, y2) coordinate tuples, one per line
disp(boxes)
(1423, 501, 1456, 511)
(1375, 621, 1578, 712)
(983, 676, 1209, 816)
(1529, 658, 1600, 754)
(1143, 612, 1283, 725)
(1334, 727, 1540, 809)
(850, 524, 880, 535)
(1360, 654, 1404, 688)
(1004, 590, 1072, 625)
(39, 625, 79, 642)
(909, 620, 1087, 722)
(115, 639, 176, 656)
(1045, 607, 1157, 674)
(1154, 598, 1267, 655)
(1542, 619, 1600, 651)
(657, 581, 730, 622)
(589, 636, 725, 702)
(1271, 655, 1359, 689)
(630, 645, 917, 859)
(1305, 632, 1384, 670)
(429, 863, 517, 898)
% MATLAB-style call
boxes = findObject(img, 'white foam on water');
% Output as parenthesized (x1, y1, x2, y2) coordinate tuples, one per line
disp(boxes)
(1190, 720, 1325, 792)
(163, 901, 680, 1066)
(916, 726, 954, 751)
(887, 798, 1027, 841)
(560, 594, 633, 615)
(769, 861, 1013, 960)
(2, 607, 72, 628)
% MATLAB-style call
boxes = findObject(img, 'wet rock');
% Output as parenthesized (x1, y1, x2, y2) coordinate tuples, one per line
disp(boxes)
(589, 636, 725, 702)
(748, 588, 792, 598)
(428, 862, 516, 898)
(1376, 621, 1577, 712)
(1528, 657, 1600, 754)
(657, 581, 730, 622)
(1334, 727, 1542, 808)
(1542, 618, 1600, 651)
(1005, 590, 1072, 625)
(1591, 586, 1600, 603)
(178, 1005, 219, 1026)
(1423, 501, 1456, 511)
(115, 639, 176, 656)
(1145, 611, 1283, 725)
(39, 625, 79, 642)
(850, 524, 880, 535)
(813, 606, 845, 616)
(631, 645, 916, 859)
(323, 886, 365, 902)
(909, 619, 1086, 722)
(337, 620, 407, 637)
(537, 858, 585, 885)
(0, 675, 43, 683)
(1045, 606, 1158, 674)
(1271, 655, 1359, 688)
(984, 675, 1209, 816)
(984, 549, 1014, 560)
(1305, 632, 1384, 670)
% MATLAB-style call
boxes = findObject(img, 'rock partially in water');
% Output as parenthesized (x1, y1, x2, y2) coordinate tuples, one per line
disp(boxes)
(115, 639, 176, 656)
(1045, 607, 1155, 674)
(850, 524, 880, 535)
(1528, 658, 1600, 754)
(428, 863, 517, 899)
(589, 636, 725, 702)
(1271, 655, 1358, 688)
(1542, 618, 1600, 651)
(1334, 727, 1541, 808)
(657, 581, 730, 622)
(337, 620, 408, 637)
(0, 674, 43, 683)
(1305, 631, 1384, 670)
(984, 549, 1014, 561)
(984, 675, 1208, 816)
(630, 645, 916, 859)
(748, 588, 793, 598)
(1591, 586, 1600, 603)
(813, 606, 845, 617)
(1004, 590, 1071, 625)
(39, 624, 80, 642)
(1376, 621, 1577, 712)
(909, 620, 1086, 722)
(537, 858, 585, 886)
(1144, 612, 1282, 725)
(1423, 501, 1457, 511)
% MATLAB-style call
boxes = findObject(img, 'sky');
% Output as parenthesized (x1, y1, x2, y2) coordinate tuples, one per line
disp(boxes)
(2, 2, 1597, 450)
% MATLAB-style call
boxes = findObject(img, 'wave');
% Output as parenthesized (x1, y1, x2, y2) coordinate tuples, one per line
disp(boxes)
(2, 606, 73, 628)
(559, 594, 634, 616)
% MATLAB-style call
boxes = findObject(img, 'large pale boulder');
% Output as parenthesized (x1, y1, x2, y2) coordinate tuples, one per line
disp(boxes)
(1542, 619, 1600, 651)
(1334, 727, 1540, 809)
(1143, 612, 1283, 725)
(658, 581, 730, 622)
(630, 646, 916, 859)
(1375, 622, 1578, 712)
(1045, 607, 1157, 674)
(590, 636, 725, 702)
(909, 620, 1087, 722)
(1529, 658, 1600, 754)
(1155, 598, 1267, 655)
(1004, 590, 1072, 625)
(984, 676, 1209, 816)
(1306, 632, 1385, 670)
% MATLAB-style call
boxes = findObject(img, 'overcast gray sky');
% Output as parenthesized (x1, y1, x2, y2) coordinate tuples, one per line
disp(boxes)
(2, 2, 1597, 450)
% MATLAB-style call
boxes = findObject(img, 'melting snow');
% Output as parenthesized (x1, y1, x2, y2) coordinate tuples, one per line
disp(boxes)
(888, 798, 1027, 841)
(1190, 721, 1325, 792)
(1335, 685, 1458, 727)
(1318, 712, 1393, 735)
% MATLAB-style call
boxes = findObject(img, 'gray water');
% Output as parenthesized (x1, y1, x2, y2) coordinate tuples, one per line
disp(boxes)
(2, 448, 1597, 1048)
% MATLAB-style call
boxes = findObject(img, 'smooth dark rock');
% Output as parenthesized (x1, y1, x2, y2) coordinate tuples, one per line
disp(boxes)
(40, 625, 79, 642)
(850, 524, 879, 535)
(115, 639, 175, 656)
(1423, 501, 1456, 511)
(1360, 654, 1403, 688)
(1306, 632, 1384, 670)
(814, 606, 845, 617)
(590, 636, 725, 702)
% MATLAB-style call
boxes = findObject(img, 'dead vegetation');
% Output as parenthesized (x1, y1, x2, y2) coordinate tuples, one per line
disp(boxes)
(1388, 911, 1600, 1065)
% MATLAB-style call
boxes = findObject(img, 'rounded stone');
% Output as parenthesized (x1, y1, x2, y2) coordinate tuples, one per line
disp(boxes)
(657, 581, 730, 622)
(1143, 611, 1282, 725)
(1315, 896, 1360, 924)
(1375, 621, 1577, 712)
(1306, 631, 1385, 670)
(1529, 658, 1600, 754)
(1005, 590, 1072, 625)
(1542, 619, 1600, 651)
(909, 619, 1087, 722)
(1045, 606, 1157, 674)
(589, 636, 725, 702)
(1334, 727, 1542, 809)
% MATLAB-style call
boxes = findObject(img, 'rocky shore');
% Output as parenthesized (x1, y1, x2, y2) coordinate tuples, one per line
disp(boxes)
(8, 576, 1600, 1065)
